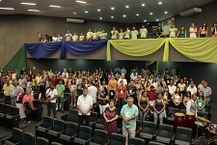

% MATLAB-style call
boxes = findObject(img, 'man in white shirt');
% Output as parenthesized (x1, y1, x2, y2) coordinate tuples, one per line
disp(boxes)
(168, 80, 176, 95)
(199, 81, 212, 104)
(88, 82, 98, 104)
(118, 74, 128, 86)
(187, 81, 197, 95)
(65, 30, 72, 41)
(77, 87, 93, 125)
(46, 83, 58, 118)
(111, 27, 119, 39)
(140, 25, 148, 39)
(186, 94, 197, 116)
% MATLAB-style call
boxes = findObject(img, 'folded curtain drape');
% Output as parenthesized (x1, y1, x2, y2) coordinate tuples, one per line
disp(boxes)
(24, 42, 62, 59)
(106, 39, 166, 61)
(168, 38, 217, 63)
(60, 40, 107, 59)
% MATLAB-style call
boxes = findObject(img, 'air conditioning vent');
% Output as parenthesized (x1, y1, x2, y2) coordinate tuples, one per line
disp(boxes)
(179, 7, 202, 16)
(66, 18, 84, 23)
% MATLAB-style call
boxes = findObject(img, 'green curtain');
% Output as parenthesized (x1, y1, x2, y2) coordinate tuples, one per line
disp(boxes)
(3, 46, 26, 71)
(107, 39, 166, 61)
(168, 38, 217, 63)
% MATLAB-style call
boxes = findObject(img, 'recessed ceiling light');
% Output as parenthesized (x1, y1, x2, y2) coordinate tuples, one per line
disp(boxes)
(73, 12, 77, 15)
(147, 23, 150, 25)
(141, 3, 145, 7)
(111, 16, 114, 19)
(123, 14, 126, 18)
(99, 17, 102, 20)
(75, 0, 87, 4)
(136, 13, 139, 17)
(158, 1, 162, 5)
(164, 11, 168, 14)
(0, 7, 14, 10)
(143, 20, 147, 22)
(149, 12, 153, 15)
(49, 5, 61, 8)
(20, 2, 36, 5)
(156, 19, 159, 22)
(27, 9, 40, 12)
(111, 7, 114, 10)
(0, 0, 2, 2)
(97, 9, 101, 12)
(126, 5, 129, 8)
(84, 10, 88, 13)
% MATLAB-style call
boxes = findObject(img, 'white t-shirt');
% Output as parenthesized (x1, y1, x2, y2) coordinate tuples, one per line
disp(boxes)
(124, 30, 131, 39)
(140, 28, 148, 38)
(88, 86, 98, 103)
(168, 85, 177, 95)
(46, 88, 58, 103)
(77, 95, 93, 115)
(87, 32, 93, 40)
(131, 30, 139, 39)
(111, 30, 118, 39)
(187, 86, 197, 95)
(178, 83, 186, 91)
(72, 35, 78, 42)
(118, 78, 128, 86)
(65, 33, 72, 41)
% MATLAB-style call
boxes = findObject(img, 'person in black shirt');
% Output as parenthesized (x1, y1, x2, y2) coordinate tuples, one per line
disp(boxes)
(127, 80, 137, 105)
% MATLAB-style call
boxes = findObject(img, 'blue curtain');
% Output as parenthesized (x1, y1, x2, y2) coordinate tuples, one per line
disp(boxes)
(60, 40, 108, 59)
(24, 42, 62, 59)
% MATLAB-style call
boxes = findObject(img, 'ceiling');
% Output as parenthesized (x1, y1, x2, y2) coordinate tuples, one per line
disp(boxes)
(0, 0, 214, 23)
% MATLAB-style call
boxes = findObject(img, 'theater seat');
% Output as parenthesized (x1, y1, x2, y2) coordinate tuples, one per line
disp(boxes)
(155, 124, 173, 144)
(73, 125, 93, 145)
(139, 121, 156, 141)
(32, 100, 43, 121)
(22, 132, 35, 145)
(110, 133, 126, 145)
(128, 137, 145, 145)
(35, 116, 53, 137)
(89, 129, 108, 145)
(89, 111, 98, 128)
(5, 105, 20, 128)
(149, 141, 166, 145)
(95, 115, 105, 130)
(47, 119, 65, 142)
(0, 103, 5, 126)
(61, 109, 79, 123)
(36, 137, 49, 145)
(174, 127, 192, 145)
(58, 122, 78, 145)
(51, 142, 63, 145)
(1, 128, 22, 145)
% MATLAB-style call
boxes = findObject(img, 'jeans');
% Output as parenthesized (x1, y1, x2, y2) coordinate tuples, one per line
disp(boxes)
(57, 97, 64, 110)
(78, 115, 90, 126)
(47, 103, 57, 118)
(154, 111, 164, 125)
(11, 98, 16, 106)
(122, 126, 136, 145)
(139, 109, 149, 128)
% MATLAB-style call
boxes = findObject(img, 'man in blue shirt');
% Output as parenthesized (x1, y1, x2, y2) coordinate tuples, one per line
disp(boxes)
(121, 97, 138, 145)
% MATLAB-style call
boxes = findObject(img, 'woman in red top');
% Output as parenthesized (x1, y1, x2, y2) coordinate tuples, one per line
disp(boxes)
(199, 22, 208, 37)
(104, 100, 119, 139)
(22, 89, 34, 123)
(117, 80, 128, 111)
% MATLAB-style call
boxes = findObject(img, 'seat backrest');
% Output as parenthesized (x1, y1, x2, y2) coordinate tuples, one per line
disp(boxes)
(0, 102, 4, 112)
(136, 120, 141, 131)
(143, 121, 155, 134)
(51, 142, 63, 145)
(158, 124, 173, 138)
(197, 112, 209, 119)
(33, 100, 43, 108)
(36, 137, 49, 145)
(65, 122, 78, 136)
(90, 111, 98, 122)
(53, 119, 65, 131)
(149, 141, 166, 145)
(110, 133, 126, 145)
(4, 104, 12, 114)
(128, 137, 145, 145)
(42, 116, 53, 128)
(67, 110, 79, 123)
(179, 109, 186, 114)
(10, 106, 19, 116)
(78, 125, 92, 140)
(22, 132, 35, 145)
(176, 127, 192, 142)
(11, 128, 23, 143)
(93, 129, 108, 144)
(98, 115, 105, 124)
(168, 107, 179, 117)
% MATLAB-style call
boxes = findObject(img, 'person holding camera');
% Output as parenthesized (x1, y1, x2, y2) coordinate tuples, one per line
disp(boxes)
(46, 83, 58, 118)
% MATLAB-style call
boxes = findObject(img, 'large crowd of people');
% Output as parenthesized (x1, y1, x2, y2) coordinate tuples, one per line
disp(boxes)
(0, 67, 212, 143)
(38, 21, 217, 43)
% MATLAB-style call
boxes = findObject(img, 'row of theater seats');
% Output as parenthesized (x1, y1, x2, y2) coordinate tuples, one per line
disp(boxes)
(35, 114, 192, 145)
(1, 127, 62, 145)
(0, 100, 43, 128)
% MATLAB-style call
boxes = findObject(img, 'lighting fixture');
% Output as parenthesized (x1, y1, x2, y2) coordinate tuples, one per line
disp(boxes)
(20, 2, 36, 5)
(97, 9, 101, 12)
(164, 11, 168, 14)
(126, 5, 129, 8)
(111, 16, 114, 19)
(136, 13, 139, 16)
(27, 9, 40, 12)
(0, 7, 14, 10)
(149, 12, 153, 15)
(141, 3, 145, 7)
(111, 7, 114, 10)
(84, 10, 88, 13)
(123, 14, 126, 18)
(75, 0, 87, 4)
(158, 1, 162, 5)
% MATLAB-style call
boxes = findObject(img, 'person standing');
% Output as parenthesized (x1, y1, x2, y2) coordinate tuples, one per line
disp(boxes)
(10, 81, 23, 106)
(111, 27, 119, 40)
(186, 94, 197, 115)
(138, 91, 150, 127)
(140, 25, 148, 39)
(104, 100, 119, 139)
(46, 83, 58, 118)
(120, 97, 139, 145)
(131, 27, 139, 40)
(117, 80, 128, 111)
(189, 23, 197, 38)
(77, 87, 93, 125)
(153, 93, 166, 125)
(197, 91, 206, 113)
(65, 30, 72, 41)
(3, 79, 13, 104)
(56, 80, 65, 111)
(199, 81, 212, 104)
(198, 22, 208, 37)
(169, 24, 178, 38)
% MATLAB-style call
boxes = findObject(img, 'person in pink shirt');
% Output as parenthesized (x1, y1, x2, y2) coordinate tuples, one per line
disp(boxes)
(22, 89, 34, 123)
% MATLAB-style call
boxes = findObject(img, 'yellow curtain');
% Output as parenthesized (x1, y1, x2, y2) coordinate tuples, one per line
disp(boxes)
(106, 39, 166, 61)
(169, 38, 217, 63)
